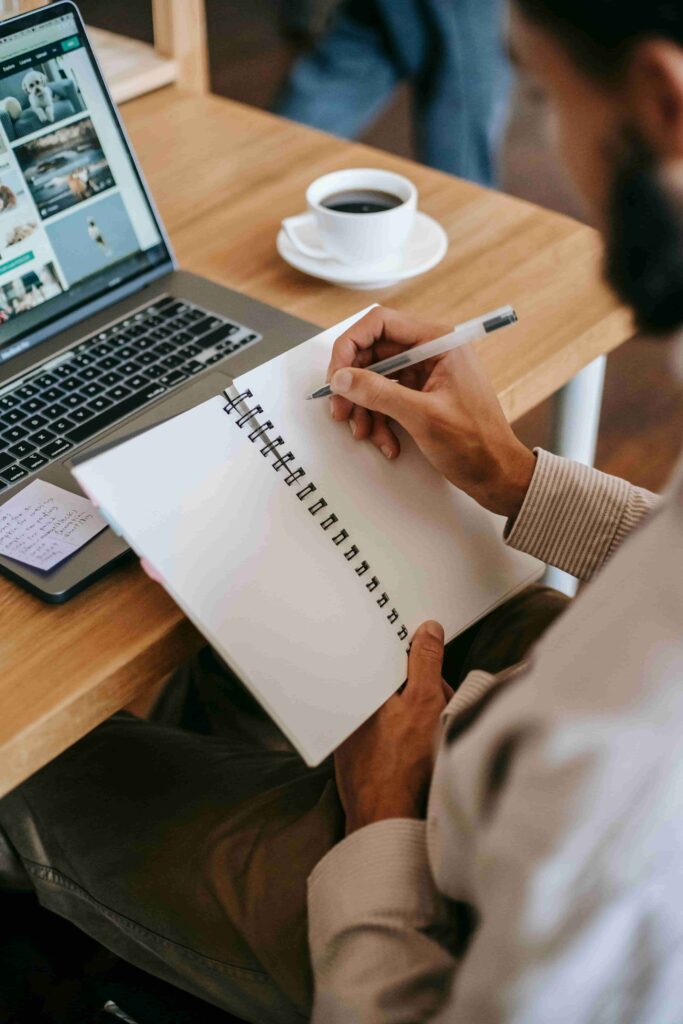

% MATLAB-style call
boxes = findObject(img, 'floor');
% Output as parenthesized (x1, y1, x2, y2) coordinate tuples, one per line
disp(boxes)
(74, 0, 683, 492)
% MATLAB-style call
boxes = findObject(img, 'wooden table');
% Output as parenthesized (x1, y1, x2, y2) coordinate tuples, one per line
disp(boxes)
(0, 87, 634, 800)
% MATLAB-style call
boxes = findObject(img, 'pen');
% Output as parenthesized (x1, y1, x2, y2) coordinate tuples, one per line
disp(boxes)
(306, 305, 519, 401)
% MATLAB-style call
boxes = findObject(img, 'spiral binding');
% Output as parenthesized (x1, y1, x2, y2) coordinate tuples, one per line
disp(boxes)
(224, 388, 409, 647)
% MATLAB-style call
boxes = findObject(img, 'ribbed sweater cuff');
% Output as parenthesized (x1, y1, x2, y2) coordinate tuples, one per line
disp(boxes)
(505, 449, 649, 581)
(308, 820, 438, 949)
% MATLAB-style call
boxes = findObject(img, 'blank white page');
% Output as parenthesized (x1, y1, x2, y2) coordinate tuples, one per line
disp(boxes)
(235, 314, 542, 642)
(74, 395, 405, 767)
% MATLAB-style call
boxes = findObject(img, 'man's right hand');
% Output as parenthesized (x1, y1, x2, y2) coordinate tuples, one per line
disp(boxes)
(328, 306, 536, 520)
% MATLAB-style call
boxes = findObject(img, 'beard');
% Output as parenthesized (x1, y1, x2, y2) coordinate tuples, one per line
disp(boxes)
(606, 129, 683, 336)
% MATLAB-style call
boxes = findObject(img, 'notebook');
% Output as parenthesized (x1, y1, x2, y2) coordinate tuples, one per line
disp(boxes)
(73, 309, 543, 766)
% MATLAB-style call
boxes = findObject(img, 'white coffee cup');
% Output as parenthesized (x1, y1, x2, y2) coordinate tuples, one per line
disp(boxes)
(282, 168, 417, 267)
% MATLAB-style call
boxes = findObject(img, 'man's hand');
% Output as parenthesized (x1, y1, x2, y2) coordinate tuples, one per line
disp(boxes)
(335, 621, 450, 835)
(328, 306, 536, 519)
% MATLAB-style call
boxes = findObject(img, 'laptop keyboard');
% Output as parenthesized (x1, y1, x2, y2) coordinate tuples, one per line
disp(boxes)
(0, 296, 261, 490)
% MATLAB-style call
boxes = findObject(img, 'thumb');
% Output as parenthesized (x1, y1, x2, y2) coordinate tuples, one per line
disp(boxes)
(405, 621, 445, 699)
(331, 367, 423, 427)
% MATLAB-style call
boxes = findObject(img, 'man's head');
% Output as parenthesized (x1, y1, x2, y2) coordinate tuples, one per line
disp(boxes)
(511, 2, 683, 334)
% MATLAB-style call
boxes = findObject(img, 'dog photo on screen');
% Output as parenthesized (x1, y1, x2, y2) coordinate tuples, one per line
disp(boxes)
(0, 54, 87, 143)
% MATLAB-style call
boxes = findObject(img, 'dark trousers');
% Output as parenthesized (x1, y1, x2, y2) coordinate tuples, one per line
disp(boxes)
(0, 586, 568, 1024)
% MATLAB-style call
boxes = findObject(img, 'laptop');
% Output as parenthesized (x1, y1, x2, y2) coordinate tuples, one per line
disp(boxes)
(0, 1, 316, 602)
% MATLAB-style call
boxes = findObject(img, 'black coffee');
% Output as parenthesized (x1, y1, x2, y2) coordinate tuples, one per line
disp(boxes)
(321, 189, 404, 215)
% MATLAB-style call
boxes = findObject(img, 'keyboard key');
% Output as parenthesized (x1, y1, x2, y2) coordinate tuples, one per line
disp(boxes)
(92, 342, 114, 358)
(21, 452, 48, 472)
(62, 394, 82, 409)
(79, 366, 99, 380)
(179, 343, 202, 359)
(25, 415, 47, 432)
(32, 372, 57, 388)
(98, 356, 120, 371)
(0, 480, 7, 490)
(144, 364, 166, 379)
(0, 394, 20, 411)
(127, 375, 150, 390)
(59, 376, 82, 392)
(22, 397, 46, 414)
(81, 382, 104, 398)
(194, 323, 239, 349)
(8, 441, 34, 459)
(3, 426, 28, 443)
(16, 383, 39, 400)
(149, 328, 174, 342)
(161, 355, 183, 369)
(70, 407, 94, 424)
(42, 387, 65, 403)
(68, 384, 167, 444)
(100, 371, 123, 388)
(117, 346, 137, 361)
(160, 301, 191, 319)
(72, 353, 95, 368)
(183, 360, 205, 375)
(119, 361, 140, 376)
(44, 403, 66, 419)
(41, 438, 73, 460)
(52, 362, 77, 379)
(0, 451, 13, 471)
(108, 385, 131, 402)
(87, 396, 112, 413)
(31, 429, 56, 447)
(2, 408, 27, 425)
(131, 336, 155, 352)
(1, 464, 27, 484)
(137, 352, 157, 366)
(160, 370, 188, 388)
(153, 341, 174, 356)
(52, 418, 74, 434)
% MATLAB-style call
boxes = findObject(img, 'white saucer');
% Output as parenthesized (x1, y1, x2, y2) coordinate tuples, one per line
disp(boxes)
(276, 211, 448, 290)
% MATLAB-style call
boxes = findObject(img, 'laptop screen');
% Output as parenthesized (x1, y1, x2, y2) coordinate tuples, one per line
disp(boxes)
(0, 5, 170, 365)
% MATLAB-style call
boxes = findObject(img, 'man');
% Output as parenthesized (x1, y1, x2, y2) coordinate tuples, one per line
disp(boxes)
(1, 1, 682, 1021)
(274, 0, 510, 185)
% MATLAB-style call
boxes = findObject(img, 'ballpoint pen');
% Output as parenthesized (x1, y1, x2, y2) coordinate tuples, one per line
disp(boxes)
(306, 305, 518, 401)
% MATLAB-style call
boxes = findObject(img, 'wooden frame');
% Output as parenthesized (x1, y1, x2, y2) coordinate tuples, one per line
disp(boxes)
(1, 0, 210, 103)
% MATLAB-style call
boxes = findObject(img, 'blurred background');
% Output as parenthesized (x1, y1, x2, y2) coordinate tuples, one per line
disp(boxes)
(4, 0, 683, 493)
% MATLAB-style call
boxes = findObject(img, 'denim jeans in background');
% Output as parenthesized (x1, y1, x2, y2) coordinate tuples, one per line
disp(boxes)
(273, 0, 511, 186)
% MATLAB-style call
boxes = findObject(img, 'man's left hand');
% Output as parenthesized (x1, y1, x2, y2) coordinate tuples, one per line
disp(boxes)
(335, 621, 450, 835)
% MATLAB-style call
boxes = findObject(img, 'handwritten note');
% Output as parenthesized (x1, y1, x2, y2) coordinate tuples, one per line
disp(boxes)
(0, 479, 107, 572)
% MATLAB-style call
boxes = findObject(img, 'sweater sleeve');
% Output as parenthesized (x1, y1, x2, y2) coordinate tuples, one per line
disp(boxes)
(308, 820, 458, 1024)
(504, 449, 657, 580)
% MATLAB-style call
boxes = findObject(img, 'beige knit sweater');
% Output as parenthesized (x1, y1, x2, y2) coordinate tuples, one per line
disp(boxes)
(308, 448, 683, 1024)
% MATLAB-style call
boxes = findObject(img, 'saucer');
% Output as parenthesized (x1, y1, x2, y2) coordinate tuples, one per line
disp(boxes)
(276, 211, 448, 290)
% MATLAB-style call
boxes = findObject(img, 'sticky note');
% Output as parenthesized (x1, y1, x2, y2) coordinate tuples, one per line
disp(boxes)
(0, 479, 107, 572)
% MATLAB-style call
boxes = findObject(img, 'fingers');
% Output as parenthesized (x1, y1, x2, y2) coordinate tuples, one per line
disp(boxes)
(404, 621, 445, 700)
(327, 307, 449, 422)
(330, 366, 425, 431)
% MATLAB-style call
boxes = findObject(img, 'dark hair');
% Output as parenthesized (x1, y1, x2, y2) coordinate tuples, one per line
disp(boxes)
(517, 1, 683, 78)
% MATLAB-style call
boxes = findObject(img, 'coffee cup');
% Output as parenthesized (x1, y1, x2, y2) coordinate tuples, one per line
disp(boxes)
(282, 168, 417, 267)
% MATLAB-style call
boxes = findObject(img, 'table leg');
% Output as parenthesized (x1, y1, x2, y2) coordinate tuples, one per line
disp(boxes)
(544, 355, 607, 596)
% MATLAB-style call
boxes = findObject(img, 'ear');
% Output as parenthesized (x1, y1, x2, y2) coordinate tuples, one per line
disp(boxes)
(625, 40, 683, 159)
